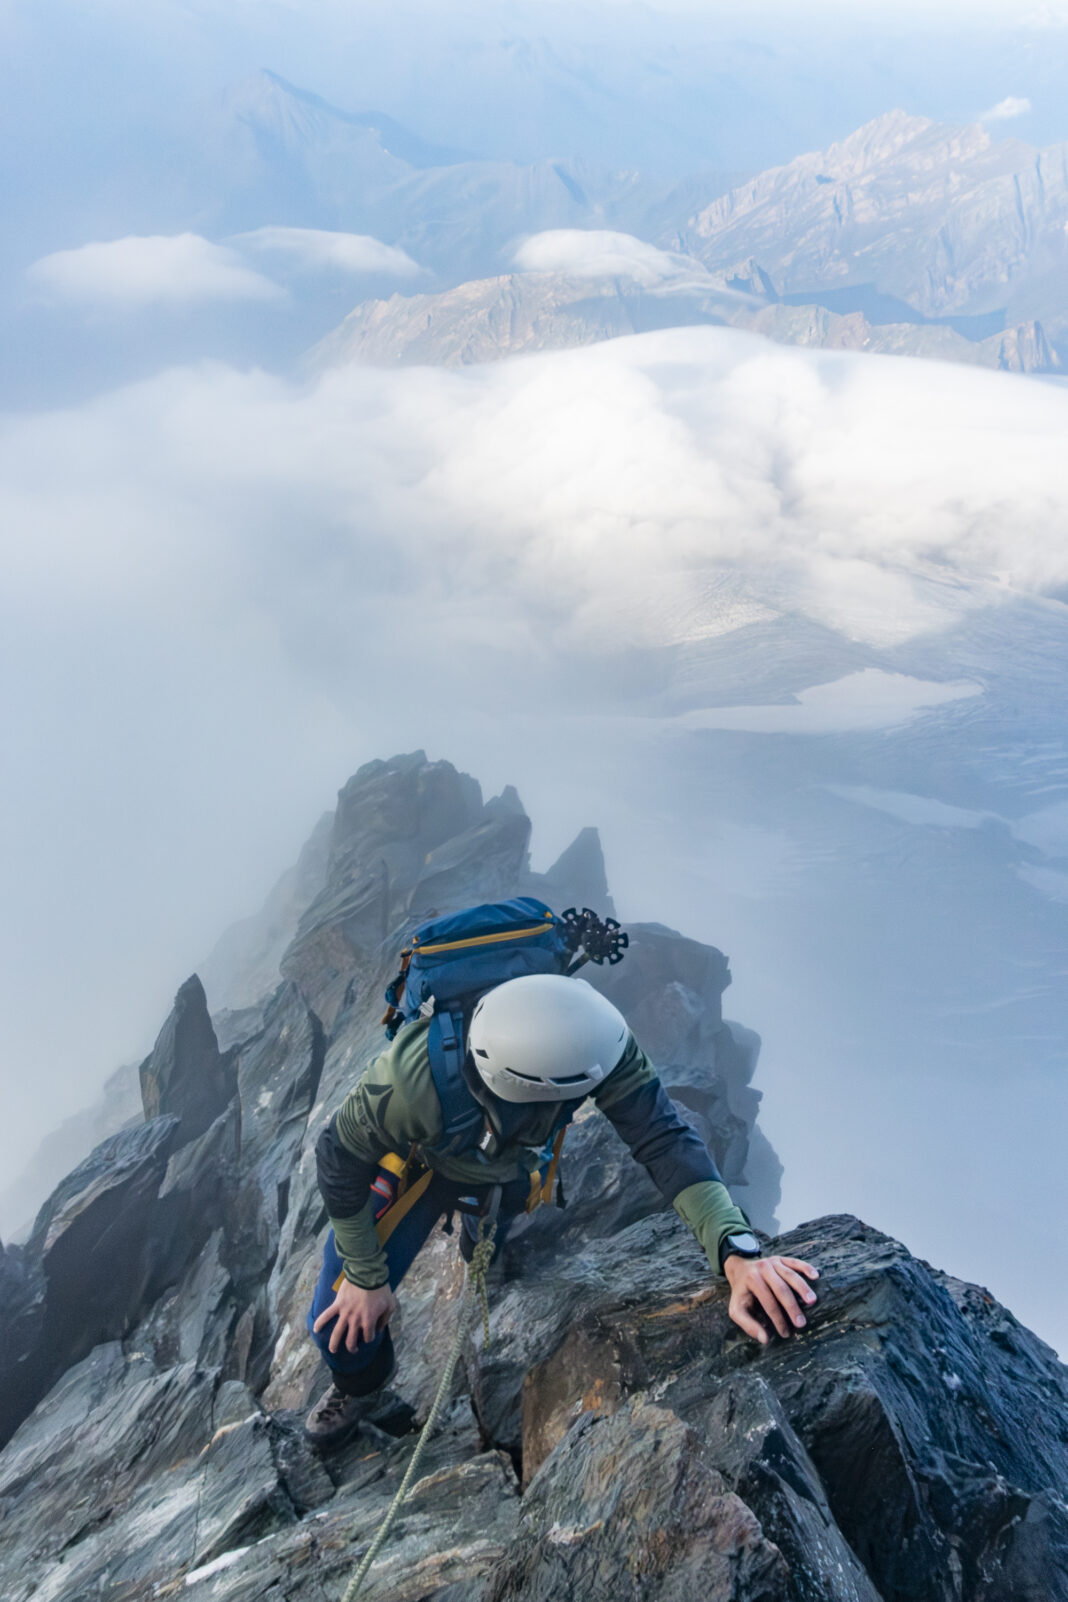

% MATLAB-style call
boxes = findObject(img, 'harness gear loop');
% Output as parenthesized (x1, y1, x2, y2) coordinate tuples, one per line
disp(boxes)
(340, 1213, 498, 1602)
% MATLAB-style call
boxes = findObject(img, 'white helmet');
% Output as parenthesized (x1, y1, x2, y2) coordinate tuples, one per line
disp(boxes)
(468, 974, 628, 1103)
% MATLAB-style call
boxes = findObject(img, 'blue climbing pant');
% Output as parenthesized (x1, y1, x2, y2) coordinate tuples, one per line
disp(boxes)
(307, 1166, 532, 1395)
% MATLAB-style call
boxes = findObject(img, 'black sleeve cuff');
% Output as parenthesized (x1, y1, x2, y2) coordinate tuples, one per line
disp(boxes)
(315, 1115, 378, 1218)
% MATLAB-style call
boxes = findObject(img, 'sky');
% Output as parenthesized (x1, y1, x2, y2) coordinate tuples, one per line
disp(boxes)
(2, 0, 1067, 1354)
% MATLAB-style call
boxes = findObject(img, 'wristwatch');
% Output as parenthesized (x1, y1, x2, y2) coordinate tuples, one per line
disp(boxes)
(719, 1230, 761, 1273)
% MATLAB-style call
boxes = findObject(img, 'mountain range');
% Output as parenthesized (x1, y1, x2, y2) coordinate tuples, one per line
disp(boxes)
(11, 71, 1068, 388)
(311, 264, 1058, 374)
(194, 71, 687, 283)
(677, 110, 1068, 335)
(233, 79, 1065, 374)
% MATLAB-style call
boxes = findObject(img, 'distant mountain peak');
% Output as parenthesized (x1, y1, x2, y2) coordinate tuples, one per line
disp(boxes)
(821, 108, 994, 175)
(682, 107, 1057, 320)
(222, 68, 473, 169)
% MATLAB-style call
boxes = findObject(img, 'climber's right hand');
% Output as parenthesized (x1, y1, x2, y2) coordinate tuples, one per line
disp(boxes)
(314, 1278, 397, 1353)
(724, 1253, 819, 1344)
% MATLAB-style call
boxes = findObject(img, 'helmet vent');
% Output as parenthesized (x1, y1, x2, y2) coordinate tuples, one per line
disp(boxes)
(475, 1048, 489, 1058)
(550, 1073, 589, 1086)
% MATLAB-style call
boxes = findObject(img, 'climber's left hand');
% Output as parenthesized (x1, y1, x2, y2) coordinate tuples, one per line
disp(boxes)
(723, 1253, 819, 1344)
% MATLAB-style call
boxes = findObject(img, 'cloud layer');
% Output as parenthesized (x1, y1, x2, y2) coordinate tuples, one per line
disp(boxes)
(981, 94, 1033, 119)
(27, 234, 282, 307)
(5, 327, 1067, 660)
(511, 230, 703, 286)
(234, 227, 423, 278)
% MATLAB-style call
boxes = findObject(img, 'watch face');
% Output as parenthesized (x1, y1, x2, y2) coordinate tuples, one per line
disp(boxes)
(726, 1232, 760, 1255)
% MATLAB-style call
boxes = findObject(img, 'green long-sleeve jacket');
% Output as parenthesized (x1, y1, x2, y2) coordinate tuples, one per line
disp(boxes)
(315, 1017, 752, 1287)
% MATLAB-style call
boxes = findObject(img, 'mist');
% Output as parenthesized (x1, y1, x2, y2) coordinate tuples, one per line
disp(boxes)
(1, 0, 1067, 1373)
(2, 327, 1066, 1350)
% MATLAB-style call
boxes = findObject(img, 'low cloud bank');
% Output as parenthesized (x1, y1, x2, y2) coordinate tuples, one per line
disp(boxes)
(980, 95, 1032, 120)
(233, 227, 423, 278)
(6, 326, 1065, 660)
(511, 229, 703, 285)
(27, 234, 282, 306)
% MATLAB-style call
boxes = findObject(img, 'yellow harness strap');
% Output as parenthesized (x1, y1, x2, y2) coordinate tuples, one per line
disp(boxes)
(331, 1150, 432, 1292)
(373, 1164, 435, 1244)
(526, 1125, 568, 1214)
(333, 1122, 570, 1291)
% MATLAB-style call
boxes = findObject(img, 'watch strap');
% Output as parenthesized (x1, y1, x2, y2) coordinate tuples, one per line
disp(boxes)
(718, 1230, 761, 1273)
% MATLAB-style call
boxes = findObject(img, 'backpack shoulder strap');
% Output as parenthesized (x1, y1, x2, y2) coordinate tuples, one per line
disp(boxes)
(427, 1008, 485, 1155)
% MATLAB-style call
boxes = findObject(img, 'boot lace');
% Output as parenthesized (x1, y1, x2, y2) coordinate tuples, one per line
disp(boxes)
(317, 1385, 357, 1423)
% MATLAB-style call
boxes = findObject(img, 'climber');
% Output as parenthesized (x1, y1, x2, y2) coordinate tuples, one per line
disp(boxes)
(304, 970, 819, 1447)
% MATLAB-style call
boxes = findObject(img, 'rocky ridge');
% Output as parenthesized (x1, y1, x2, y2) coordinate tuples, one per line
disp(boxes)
(307, 106, 1068, 378)
(677, 112, 1068, 340)
(0, 752, 1065, 1601)
(311, 265, 1059, 375)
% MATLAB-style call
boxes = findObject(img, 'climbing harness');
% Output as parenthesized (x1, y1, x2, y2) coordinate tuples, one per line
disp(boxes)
(339, 1211, 499, 1602)
(525, 1124, 567, 1213)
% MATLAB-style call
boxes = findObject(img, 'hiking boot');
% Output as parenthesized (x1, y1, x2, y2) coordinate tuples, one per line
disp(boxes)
(304, 1342, 397, 1450)
(304, 1384, 371, 1450)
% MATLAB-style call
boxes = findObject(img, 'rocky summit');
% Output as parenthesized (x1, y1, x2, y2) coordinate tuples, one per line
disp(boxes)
(0, 752, 1065, 1601)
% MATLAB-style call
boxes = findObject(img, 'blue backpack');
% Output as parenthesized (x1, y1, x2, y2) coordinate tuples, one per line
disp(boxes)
(382, 898, 627, 1155)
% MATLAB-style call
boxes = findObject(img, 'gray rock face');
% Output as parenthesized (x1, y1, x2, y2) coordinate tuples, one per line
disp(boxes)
(2, 752, 1061, 1600)
(0, 1238, 47, 1445)
(522, 823, 616, 917)
(489, 1395, 792, 1602)
(0, 1342, 330, 1602)
(280, 751, 498, 1031)
(678, 111, 1068, 339)
(0, 1116, 179, 1445)
(139, 973, 238, 1144)
(516, 1213, 1068, 1602)
(311, 263, 1062, 377)
(0, 970, 323, 1451)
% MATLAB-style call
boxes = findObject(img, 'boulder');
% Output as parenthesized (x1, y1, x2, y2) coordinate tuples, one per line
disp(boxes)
(517, 1213, 1068, 1602)
(490, 1396, 791, 1602)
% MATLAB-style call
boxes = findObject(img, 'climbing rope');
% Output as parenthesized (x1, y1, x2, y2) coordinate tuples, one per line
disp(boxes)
(340, 1215, 498, 1602)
